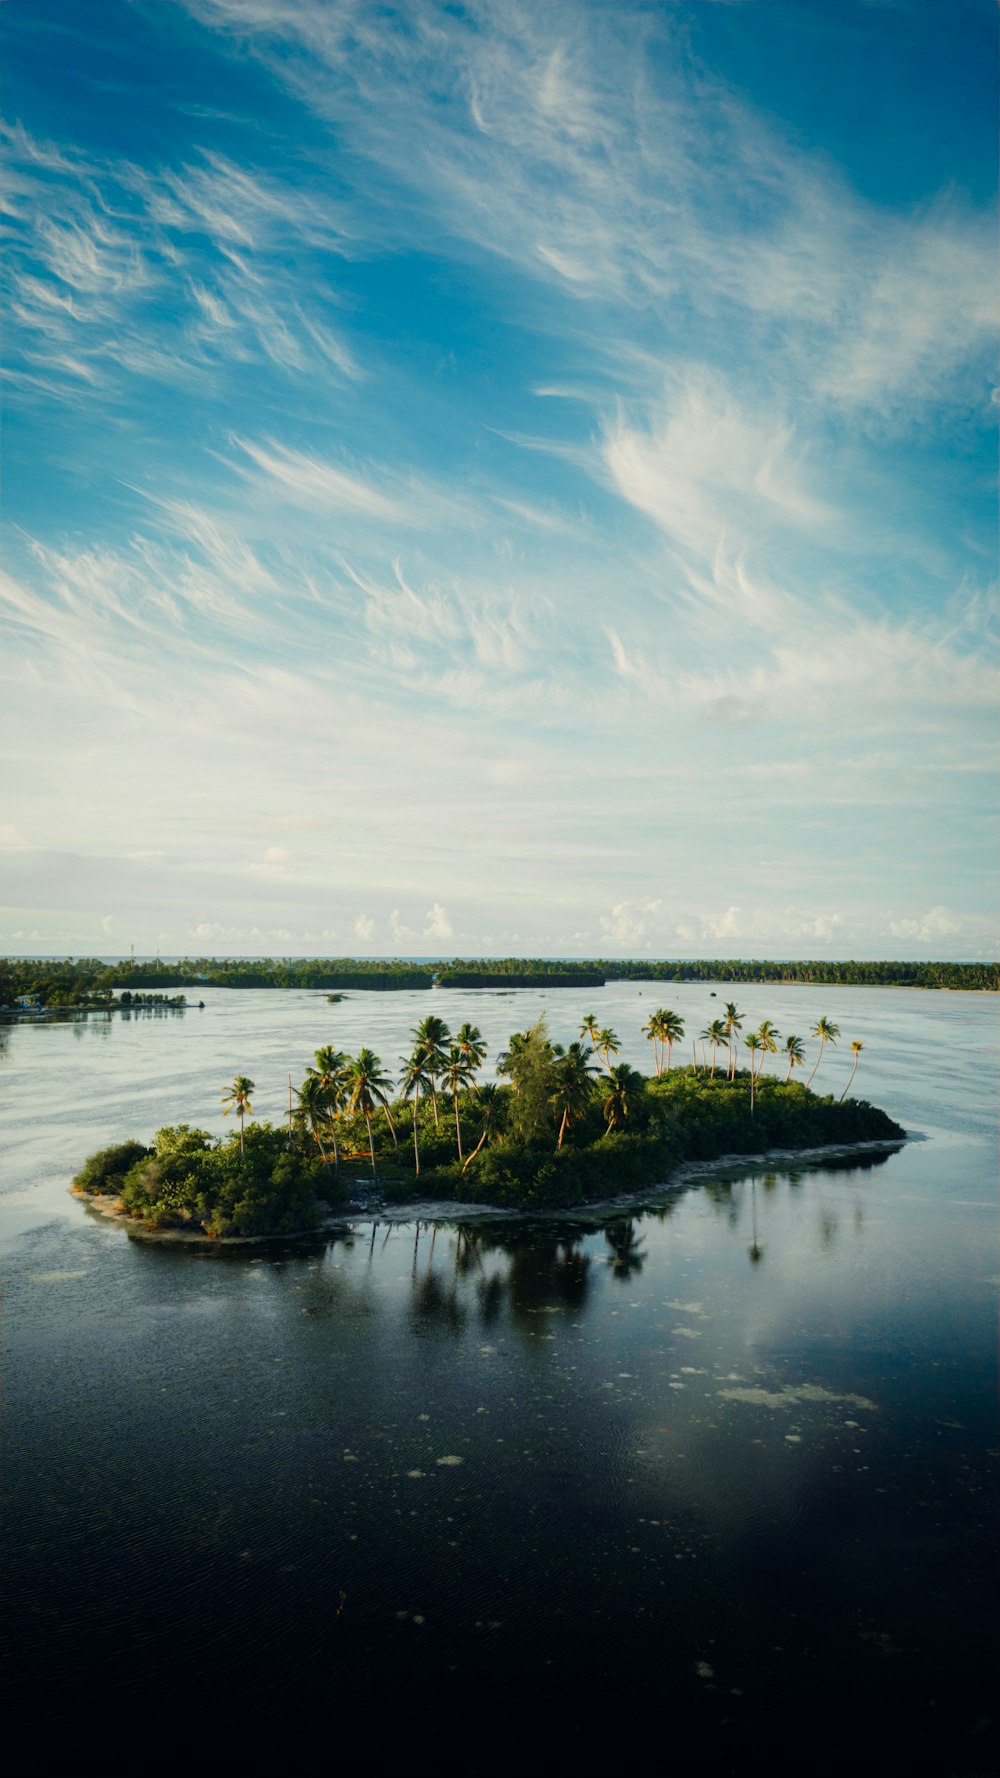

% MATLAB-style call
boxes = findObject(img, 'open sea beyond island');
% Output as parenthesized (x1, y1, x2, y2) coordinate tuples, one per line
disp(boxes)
(2, 980, 997, 1768)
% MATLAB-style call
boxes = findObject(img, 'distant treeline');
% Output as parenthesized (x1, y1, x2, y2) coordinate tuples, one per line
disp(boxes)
(605, 958, 999, 991)
(2, 953, 996, 1005)
(437, 970, 604, 989)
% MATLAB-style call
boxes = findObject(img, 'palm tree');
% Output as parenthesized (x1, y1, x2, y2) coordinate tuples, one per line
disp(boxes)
(221, 1074, 254, 1156)
(461, 1082, 502, 1174)
(783, 1035, 806, 1081)
(399, 1050, 435, 1177)
(551, 1042, 596, 1149)
(840, 1040, 865, 1101)
(744, 1035, 761, 1111)
(295, 1071, 333, 1168)
(311, 1046, 349, 1170)
(660, 1009, 684, 1072)
(723, 1002, 744, 1079)
(700, 1018, 728, 1078)
(454, 1021, 487, 1088)
(580, 1013, 601, 1055)
(443, 1045, 474, 1162)
(344, 1049, 395, 1183)
(411, 1015, 451, 1126)
(806, 1016, 841, 1090)
(642, 1009, 667, 1077)
(602, 1062, 643, 1133)
(595, 1026, 620, 1073)
(496, 1029, 529, 1086)
(755, 1019, 781, 1078)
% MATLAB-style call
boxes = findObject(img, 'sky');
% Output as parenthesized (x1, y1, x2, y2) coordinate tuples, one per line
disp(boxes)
(1, 0, 997, 961)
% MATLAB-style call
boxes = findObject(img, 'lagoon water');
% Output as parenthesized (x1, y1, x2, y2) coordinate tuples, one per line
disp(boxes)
(2, 982, 997, 1767)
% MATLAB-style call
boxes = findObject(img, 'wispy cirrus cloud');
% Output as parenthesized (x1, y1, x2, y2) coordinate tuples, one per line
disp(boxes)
(1, 122, 368, 409)
(2, 1, 994, 956)
(230, 437, 411, 522)
(181, 0, 997, 423)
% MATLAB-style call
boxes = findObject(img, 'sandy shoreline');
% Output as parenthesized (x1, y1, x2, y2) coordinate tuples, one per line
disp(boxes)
(71, 1132, 908, 1246)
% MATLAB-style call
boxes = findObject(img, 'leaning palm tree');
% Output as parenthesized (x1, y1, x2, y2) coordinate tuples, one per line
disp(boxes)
(806, 1016, 841, 1089)
(221, 1074, 255, 1156)
(399, 1050, 436, 1177)
(783, 1035, 806, 1081)
(344, 1048, 395, 1183)
(551, 1041, 596, 1149)
(461, 1082, 502, 1174)
(840, 1040, 865, 1101)
(701, 1018, 728, 1078)
(580, 1014, 601, 1055)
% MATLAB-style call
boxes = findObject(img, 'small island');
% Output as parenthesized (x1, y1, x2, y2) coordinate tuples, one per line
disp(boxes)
(71, 1009, 906, 1239)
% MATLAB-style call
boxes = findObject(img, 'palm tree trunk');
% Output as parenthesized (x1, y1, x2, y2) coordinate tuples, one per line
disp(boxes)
(806, 1040, 825, 1090)
(461, 1128, 489, 1174)
(383, 1102, 400, 1161)
(365, 1110, 378, 1183)
(239, 1110, 245, 1157)
(557, 1106, 569, 1150)
(454, 1096, 463, 1163)
(840, 1057, 859, 1102)
(412, 1101, 421, 1176)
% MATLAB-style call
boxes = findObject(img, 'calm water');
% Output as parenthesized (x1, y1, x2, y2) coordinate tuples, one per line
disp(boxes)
(2, 983, 997, 1768)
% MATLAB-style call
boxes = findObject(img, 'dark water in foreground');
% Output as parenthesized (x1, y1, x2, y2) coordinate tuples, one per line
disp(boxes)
(2, 984, 997, 1768)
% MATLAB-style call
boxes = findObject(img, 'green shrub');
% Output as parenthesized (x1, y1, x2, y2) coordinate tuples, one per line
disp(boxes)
(72, 1140, 151, 1194)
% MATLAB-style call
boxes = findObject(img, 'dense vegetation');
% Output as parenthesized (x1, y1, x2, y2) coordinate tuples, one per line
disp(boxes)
(4, 953, 996, 1006)
(72, 1005, 904, 1236)
(74, 1124, 329, 1237)
(436, 969, 604, 989)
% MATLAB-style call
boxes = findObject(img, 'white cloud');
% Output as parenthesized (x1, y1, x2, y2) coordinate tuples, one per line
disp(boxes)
(888, 906, 962, 944)
(388, 909, 415, 945)
(231, 437, 411, 522)
(598, 898, 663, 948)
(353, 913, 376, 942)
(601, 369, 836, 564)
(423, 902, 454, 942)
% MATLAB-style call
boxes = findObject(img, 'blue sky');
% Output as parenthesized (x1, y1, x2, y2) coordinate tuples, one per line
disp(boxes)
(1, 0, 996, 960)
